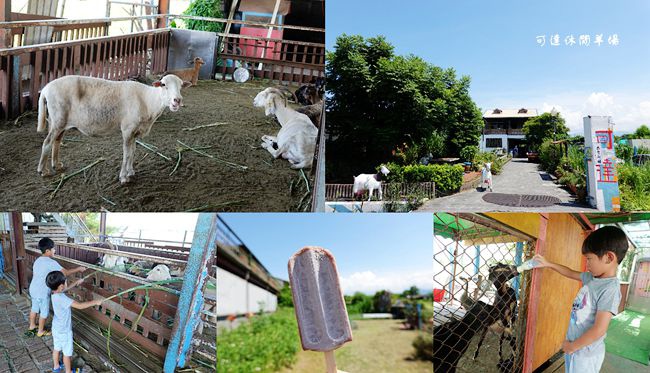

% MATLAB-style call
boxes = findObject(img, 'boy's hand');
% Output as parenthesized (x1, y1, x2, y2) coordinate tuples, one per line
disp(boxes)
(73, 279, 84, 287)
(533, 254, 551, 268)
(77, 266, 87, 273)
(562, 340, 577, 354)
(92, 299, 103, 307)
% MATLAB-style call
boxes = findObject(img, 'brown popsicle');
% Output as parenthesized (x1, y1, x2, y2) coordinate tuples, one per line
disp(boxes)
(288, 247, 353, 372)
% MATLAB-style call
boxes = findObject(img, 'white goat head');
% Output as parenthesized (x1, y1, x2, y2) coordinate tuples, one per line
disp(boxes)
(380, 165, 390, 176)
(253, 88, 287, 116)
(146, 264, 171, 281)
(152, 74, 191, 112)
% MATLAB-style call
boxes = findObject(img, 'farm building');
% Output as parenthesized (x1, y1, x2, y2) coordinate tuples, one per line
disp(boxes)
(216, 214, 280, 327)
(480, 108, 538, 154)
(0, 0, 325, 212)
(434, 212, 650, 373)
(0, 211, 217, 372)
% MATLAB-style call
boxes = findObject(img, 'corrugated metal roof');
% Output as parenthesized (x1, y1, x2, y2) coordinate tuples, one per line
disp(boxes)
(483, 108, 539, 118)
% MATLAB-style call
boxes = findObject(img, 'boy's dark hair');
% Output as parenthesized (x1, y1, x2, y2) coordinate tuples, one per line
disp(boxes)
(38, 237, 55, 254)
(582, 226, 628, 264)
(46, 271, 66, 291)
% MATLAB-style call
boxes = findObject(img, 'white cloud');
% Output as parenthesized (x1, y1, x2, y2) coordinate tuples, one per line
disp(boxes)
(539, 92, 650, 135)
(340, 270, 432, 295)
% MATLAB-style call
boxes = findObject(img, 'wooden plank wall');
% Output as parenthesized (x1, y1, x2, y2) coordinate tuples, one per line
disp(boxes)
(0, 29, 169, 119)
(489, 213, 590, 371)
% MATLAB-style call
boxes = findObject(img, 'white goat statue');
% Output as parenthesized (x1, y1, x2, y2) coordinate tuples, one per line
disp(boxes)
(37, 74, 191, 184)
(146, 264, 172, 281)
(353, 165, 390, 201)
(481, 162, 493, 192)
(253, 87, 318, 169)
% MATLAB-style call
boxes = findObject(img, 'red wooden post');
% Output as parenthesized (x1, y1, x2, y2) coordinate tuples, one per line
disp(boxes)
(0, 0, 12, 48)
(157, 0, 169, 29)
(522, 213, 549, 373)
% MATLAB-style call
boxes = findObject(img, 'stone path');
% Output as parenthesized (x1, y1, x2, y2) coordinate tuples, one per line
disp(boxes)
(0, 281, 96, 373)
(419, 158, 598, 212)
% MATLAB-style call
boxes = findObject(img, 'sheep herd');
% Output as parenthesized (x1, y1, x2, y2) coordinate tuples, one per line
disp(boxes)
(35, 60, 324, 184)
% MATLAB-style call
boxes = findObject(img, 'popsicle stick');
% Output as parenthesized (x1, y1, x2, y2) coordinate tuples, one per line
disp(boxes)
(324, 350, 337, 373)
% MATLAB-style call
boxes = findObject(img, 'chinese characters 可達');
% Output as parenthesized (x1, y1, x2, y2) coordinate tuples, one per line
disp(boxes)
(536, 34, 619, 47)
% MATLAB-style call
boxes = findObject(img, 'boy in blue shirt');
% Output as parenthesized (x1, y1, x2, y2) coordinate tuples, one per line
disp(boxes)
(28, 238, 87, 336)
(534, 226, 628, 373)
(46, 270, 102, 373)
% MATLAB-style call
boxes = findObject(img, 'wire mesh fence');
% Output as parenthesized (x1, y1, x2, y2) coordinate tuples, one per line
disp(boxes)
(433, 213, 536, 373)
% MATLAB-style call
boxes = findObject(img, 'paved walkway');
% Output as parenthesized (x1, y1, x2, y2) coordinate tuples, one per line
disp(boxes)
(419, 159, 598, 212)
(0, 280, 97, 373)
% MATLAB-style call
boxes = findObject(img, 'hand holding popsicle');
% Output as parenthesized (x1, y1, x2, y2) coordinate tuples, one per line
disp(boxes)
(288, 247, 353, 373)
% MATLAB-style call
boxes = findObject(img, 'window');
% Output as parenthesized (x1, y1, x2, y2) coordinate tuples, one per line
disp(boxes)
(486, 138, 502, 148)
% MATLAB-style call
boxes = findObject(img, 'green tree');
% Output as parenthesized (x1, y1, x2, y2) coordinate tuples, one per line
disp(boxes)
(523, 112, 570, 151)
(326, 34, 484, 182)
(633, 124, 650, 139)
(277, 283, 294, 308)
(401, 286, 420, 298)
(372, 290, 392, 313)
(182, 0, 224, 33)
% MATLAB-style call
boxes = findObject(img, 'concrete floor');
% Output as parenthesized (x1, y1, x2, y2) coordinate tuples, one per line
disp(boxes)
(419, 159, 598, 212)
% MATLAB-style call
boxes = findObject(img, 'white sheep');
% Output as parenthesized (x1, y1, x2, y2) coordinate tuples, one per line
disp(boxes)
(253, 87, 318, 169)
(37, 74, 191, 184)
(146, 264, 171, 281)
(353, 165, 390, 201)
(101, 254, 128, 272)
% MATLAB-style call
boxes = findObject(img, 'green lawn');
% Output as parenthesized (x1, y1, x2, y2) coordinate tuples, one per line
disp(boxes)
(279, 318, 432, 373)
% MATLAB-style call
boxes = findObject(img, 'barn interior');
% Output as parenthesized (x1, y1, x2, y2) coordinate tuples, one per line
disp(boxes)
(0, 212, 217, 372)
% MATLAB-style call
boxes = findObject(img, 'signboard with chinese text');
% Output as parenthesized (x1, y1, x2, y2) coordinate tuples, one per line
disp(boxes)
(584, 116, 620, 211)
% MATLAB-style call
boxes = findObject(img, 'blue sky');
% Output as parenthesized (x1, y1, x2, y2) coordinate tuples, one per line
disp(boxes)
(219, 213, 433, 295)
(326, 0, 650, 134)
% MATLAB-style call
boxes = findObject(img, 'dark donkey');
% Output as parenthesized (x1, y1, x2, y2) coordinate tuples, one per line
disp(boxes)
(433, 263, 519, 373)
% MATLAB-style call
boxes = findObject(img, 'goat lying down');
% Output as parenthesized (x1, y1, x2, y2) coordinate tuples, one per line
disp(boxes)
(37, 74, 191, 184)
(253, 87, 318, 169)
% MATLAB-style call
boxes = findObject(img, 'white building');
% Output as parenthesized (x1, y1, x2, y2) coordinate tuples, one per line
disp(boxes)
(480, 108, 538, 155)
(216, 218, 280, 320)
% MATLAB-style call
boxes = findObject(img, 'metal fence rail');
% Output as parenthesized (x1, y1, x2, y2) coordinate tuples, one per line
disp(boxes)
(326, 182, 436, 201)
(433, 213, 535, 373)
(0, 14, 324, 118)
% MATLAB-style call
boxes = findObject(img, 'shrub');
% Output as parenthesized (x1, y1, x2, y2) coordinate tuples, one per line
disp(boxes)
(373, 290, 392, 313)
(539, 140, 563, 174)
(616, 144, 633, 163)
(183, 0, 224, 33)
(346, 292, 373, 315)
(401, 164, 464, 193)
(421, 131, 447, 159)
(217, 308, 300, 373)
(618, 163, 650, 211)
(382, 163, 463, 194)
(412, 334, 434, 361)
(472, 151, 508, 175)
(277, 284, 294, 308)
(460, 145, 479, 163)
